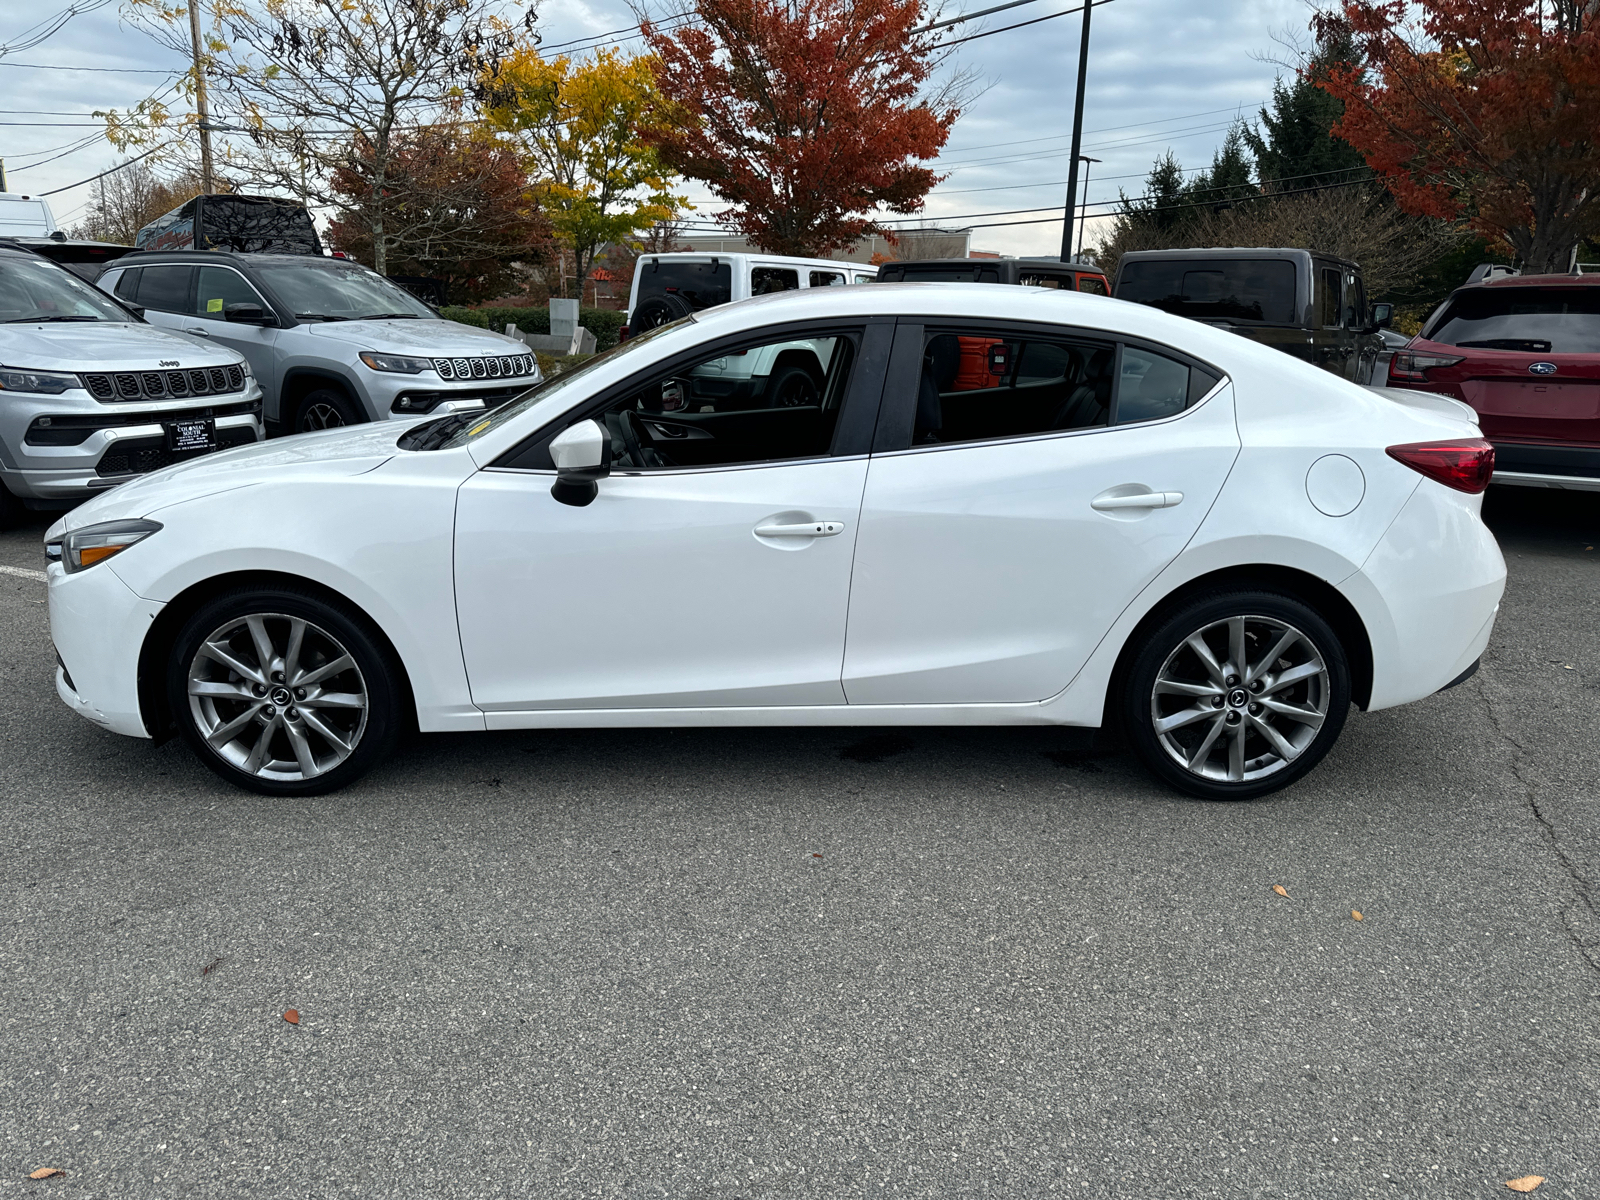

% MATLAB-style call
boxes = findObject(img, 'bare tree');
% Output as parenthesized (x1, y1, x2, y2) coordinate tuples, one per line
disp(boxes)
(122, 0, 532, 274)
(68, 160, 209, 245)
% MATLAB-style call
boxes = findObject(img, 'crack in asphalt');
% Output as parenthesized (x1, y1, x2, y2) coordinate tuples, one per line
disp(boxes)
(1475, 664, 1600, 979)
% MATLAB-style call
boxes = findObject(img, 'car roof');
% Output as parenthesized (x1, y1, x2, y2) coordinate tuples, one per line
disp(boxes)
(115, 250, 343, 267)
(1473, 272, 1600, 289)
(888, 258, 1103, 272)
(1117, 246, 1358, 269)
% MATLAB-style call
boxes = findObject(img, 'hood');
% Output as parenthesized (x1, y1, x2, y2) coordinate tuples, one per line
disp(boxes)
(57, 422, 405, 530)
(0, 321, 243, 371)
(305, 318, 528, 354)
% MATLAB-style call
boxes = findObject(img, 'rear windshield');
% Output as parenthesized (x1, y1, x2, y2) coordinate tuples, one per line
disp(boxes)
(880, 264, 999, 282)
(201, 198, 322, 255)
(1423, 287, 1600, 354)
(1117, 258, 1298, 324)
(635, 259, 731, 311)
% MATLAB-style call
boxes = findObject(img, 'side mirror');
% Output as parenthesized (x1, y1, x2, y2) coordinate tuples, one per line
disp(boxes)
(549, 419, 611, 507)
(224, 302, 276, 326)
(1370, 302, 1393, 330)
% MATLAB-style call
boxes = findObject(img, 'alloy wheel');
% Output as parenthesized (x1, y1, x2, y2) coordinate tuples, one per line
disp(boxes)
(299, 401, 347, 430)
(186, 612, 368, 781)
(1149, 614, 1331, 784)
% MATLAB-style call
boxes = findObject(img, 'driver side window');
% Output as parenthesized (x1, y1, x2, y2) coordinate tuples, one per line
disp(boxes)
(599, 332, 859, 470)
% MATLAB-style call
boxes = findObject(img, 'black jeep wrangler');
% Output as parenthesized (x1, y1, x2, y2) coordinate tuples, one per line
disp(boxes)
(1113, 248, 1391, 384)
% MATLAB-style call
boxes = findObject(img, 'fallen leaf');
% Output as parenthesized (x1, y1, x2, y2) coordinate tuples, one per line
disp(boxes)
(1563, 665, 1575, 670)
(812, 853, 822, 858)
(200, 957, 224, 977)
(1272, 885, 1289, 898)
(283, 1009, 300, 1025)
(28, 1168, 64, 1180)
(1506, 1177, 1544, 1193)
(1352, 910, 1363, 921)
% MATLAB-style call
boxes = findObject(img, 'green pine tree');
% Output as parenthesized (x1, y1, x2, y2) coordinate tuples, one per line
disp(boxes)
(1244, 25, 1366, 190)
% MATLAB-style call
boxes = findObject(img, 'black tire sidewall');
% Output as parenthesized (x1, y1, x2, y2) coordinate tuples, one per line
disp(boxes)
(166, 586, 401, 796)
(295, 389, 363, 432)
(1120, 590, 1351, 801)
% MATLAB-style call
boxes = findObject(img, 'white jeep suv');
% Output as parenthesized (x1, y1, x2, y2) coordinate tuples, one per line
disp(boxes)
(0, 244, 262, 527)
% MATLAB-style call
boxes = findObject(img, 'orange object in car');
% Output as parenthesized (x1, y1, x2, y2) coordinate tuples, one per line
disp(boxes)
(952, 336, 1006, 391)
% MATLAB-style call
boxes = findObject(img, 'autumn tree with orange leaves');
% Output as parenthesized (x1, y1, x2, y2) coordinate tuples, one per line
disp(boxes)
(1314, 1, 1600, 273)
(642, 0, 960, 258)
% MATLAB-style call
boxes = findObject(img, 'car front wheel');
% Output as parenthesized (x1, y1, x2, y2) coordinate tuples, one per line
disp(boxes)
(166, 587, 402, 795)
(1121, 591, 1351, 800)
(296, 388, 363, 431)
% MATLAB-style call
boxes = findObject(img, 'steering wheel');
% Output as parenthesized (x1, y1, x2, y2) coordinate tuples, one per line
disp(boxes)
(611, 408, 653, 468)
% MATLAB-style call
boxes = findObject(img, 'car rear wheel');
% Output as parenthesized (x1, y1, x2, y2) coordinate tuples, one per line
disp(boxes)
(295, 388, 363, 432)
(166, 587, 402, 795)
(1121, 591, 1350, 800)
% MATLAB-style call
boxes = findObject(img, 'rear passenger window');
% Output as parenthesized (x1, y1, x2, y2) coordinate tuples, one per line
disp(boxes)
(1115, 347, 1219, 424)
(1078, 276, 1108, 296)
(1318, 267, 1342, 327)
(112, 269, 140, 299)
(752, 267, 799, 294)
(809, 270, 845, 288)
(914, 329, 1116, 445)
(136, 265, 192, 312)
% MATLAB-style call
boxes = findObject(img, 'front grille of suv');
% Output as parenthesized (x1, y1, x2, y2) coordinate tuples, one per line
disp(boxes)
(80, 365, 245, 401)
(432, 354, 536, 381)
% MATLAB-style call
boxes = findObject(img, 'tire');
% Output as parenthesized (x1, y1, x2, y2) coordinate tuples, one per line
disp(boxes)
(166, 586, 403, 796)
(764, 363, 823, 408)
(0, 481, 27, 532)
(295, 388, 364, 432)
(630, 293, 692, 333)
(1120, 590, 1351, 800)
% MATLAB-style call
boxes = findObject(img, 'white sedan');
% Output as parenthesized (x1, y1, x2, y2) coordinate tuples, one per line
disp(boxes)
(45, 284, 1505, 799)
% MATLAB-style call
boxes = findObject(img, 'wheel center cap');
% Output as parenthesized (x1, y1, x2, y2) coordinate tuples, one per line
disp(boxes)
(1228, 688, 1249, 708)
(270, 686, 292, 707)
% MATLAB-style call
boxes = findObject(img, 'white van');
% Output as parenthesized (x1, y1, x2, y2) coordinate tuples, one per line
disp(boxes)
(0, 193, 58, 239)
(623, 252, 873, 337)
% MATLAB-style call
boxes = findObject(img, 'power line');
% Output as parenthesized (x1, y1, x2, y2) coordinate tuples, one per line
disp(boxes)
(0, 60, 178, 73)
(0, 0, 115, 56)
(37, 141, 171, 196)
(942, 0, 1120, 48)
(916, 0, 1049, 34)
(936, 103, 1266, 159)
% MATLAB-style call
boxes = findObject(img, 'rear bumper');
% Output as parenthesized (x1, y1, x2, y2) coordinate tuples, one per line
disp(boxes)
(1491, 442, 1600, 490)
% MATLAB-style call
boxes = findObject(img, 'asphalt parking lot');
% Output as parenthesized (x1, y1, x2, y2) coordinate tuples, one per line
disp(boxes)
(1, 487, 1596, 1199)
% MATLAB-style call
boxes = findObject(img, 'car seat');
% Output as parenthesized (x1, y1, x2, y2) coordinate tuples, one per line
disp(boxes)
(1050, 347, 1115, 429)
(916, 335, 961, 442)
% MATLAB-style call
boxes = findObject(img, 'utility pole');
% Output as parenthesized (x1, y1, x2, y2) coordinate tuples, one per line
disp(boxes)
(1057, 0, 1094, 261)
(188, 0, 214, 193)
(1074, 155, 1100, 259)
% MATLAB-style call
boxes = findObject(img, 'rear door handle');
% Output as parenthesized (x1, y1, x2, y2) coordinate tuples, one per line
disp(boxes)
(755, 520, 845, 538)
(1091, 491, 1183, 511)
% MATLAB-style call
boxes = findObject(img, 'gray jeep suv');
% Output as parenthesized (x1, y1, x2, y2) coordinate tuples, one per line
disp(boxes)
(96, 252, 540, 433)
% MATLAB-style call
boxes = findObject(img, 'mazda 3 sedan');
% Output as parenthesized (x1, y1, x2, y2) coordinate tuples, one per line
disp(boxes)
(45, 284, 1506, 799)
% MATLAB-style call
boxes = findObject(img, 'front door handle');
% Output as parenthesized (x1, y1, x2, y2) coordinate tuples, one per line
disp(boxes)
(1091, 491, 1183, 511)
(754, 520, 845, 538)
(186, 327, 211, 336)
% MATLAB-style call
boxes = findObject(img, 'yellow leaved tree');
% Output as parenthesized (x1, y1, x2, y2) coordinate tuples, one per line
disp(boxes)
(480, 47, 688, 298)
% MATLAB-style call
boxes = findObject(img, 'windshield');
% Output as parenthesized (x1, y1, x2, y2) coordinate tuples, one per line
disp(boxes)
(1117, 258, 1298, 324)
(0, 253, 133, 323)
(881, 264, 1000, 282)
(634, 259, 732, 310)
(439, 318, 692, 450)
(251, 262, 435, 321)
(1424, 287, 1600, 354)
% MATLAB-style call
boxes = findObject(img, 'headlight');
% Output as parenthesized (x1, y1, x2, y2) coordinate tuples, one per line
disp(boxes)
(359, 351, 431, 374)
(50, 519, 163, 573)
(0, 366, 78, 394)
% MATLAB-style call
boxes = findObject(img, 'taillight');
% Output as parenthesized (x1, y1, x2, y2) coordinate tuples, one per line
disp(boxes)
(1388, 350, 1464, 383)
(1386, 438, 1495, 493)
(618, 324, 630, 341)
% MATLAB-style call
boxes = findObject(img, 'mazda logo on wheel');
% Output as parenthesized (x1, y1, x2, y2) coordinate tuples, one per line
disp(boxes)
(1529, 362, 1557, 375)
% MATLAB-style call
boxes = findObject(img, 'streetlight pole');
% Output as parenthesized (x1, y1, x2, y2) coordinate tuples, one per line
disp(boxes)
(1057, 0, 1094, 261)
(188, 0, 215, 193)
(1075, 155, 1100, 260)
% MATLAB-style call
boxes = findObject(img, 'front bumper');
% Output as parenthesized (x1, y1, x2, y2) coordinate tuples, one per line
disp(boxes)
(361, 371, 539, 421)
(48, 558, 160, 739)
(1490, 442, 1600, 492)
(1, 383, 265, 503)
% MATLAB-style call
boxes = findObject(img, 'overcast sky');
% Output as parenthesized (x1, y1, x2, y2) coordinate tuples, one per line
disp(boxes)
(1, 0, 1314, 256)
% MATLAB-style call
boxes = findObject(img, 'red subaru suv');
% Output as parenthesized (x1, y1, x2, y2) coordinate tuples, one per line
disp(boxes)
(1388, 273, 1600, 490)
